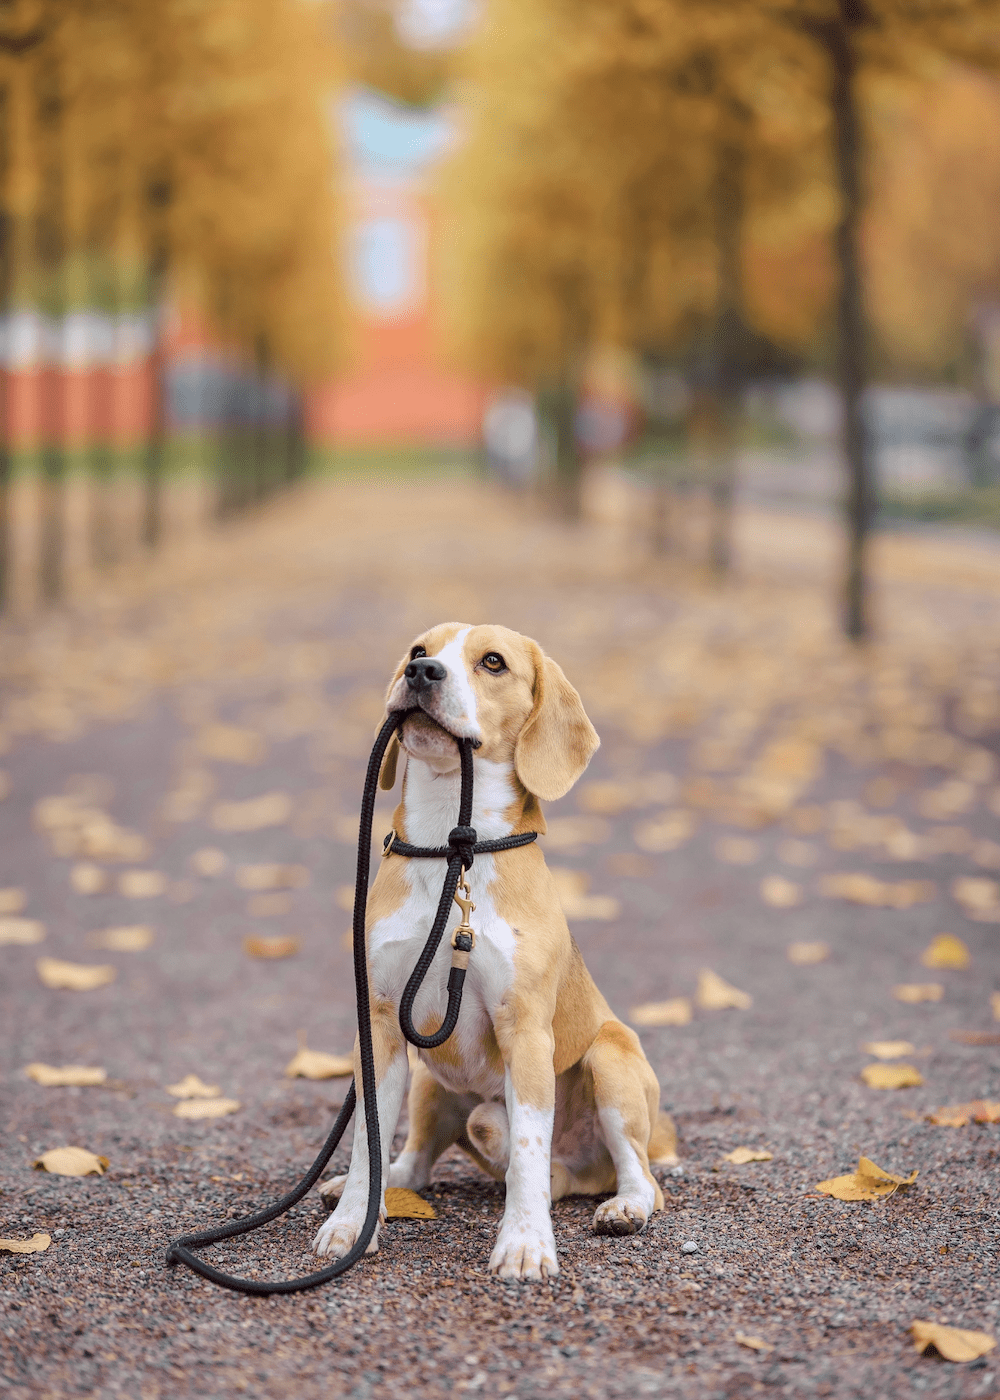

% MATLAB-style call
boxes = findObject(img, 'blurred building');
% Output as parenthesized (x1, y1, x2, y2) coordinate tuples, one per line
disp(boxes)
(308, 87, 486, 448)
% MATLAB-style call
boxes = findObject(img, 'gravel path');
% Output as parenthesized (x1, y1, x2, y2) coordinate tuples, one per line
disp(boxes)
(1, 477, 998, 1400)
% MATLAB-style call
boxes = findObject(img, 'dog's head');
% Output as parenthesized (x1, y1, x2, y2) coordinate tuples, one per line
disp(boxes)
(380, 623, 599, 802)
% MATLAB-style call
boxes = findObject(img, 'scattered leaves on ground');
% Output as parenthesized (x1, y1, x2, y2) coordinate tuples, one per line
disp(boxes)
(577, 774, 675, 814)
(25, 1063, 107, 1086)
(893, 983, 944, 1003)
(70, 862, 107, 894)
(36, 957, 115, 990)
(863, 1040, 915, 1059)
(952, 876, 1000, 920)
(630, 997, 692, 1027)
(384, 1188, 436, 1219)
(0, 1233, 51, 1253)
(118, 870, 166, 898)
(236, 863, 309, 891)
(0, 917, 45, 945)
(166, 1073, 221, 1098)
(191, 847, 227, 877)
(861, 1062, 924, 1089)
(724, 1146, 773, 1164)
(950, 1029, 1000, 1045)
(820, 873, 934, 908)
(926, 1100, 1000, 1126)
(777, 839, 818, 867)
(247, 893, 292, 917)
(634, 810, 695, 852)
(761, 875, 801, 907)
(735, 1333, 774, 1352)
(920, 933, 970, 969)
(543, 816, 611, 851)
(716, 837, 759, 865)
(211, 792, 292, 832)
(696, 968, 752, 1010)
(284, 1046, 354, 1079)
(0, 886, 26, 913)
(787, 941, 829, 965)
(243, 935, 300, 959)
(33, 1146, 108, 1176)
(172, 1097, 241, 1120)
(816, 1155, 917, 1201)
(197, 723, 267, 765)
(911, 1321, 996, 1362)
(90, 925, 153, 951)
(550, 868, 621, 920)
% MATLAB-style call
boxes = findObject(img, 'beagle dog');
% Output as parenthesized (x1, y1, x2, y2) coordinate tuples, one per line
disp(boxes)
(314, 624, 677, 1281)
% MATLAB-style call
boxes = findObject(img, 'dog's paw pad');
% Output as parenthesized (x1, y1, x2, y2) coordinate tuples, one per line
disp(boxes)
(592, 1197, 647, 1237)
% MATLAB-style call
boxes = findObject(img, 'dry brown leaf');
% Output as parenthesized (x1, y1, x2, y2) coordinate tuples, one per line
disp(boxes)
(634, 810, 695, 852)
(863, 1040, 915, 1060)
(70, 862, 107, 895)
(0, 917, 45, 946)
(735, 1333, 774, 1353)
(716, 837, 759, 865)
(211, 792, 292, 832)
(25, 1063, 107, 1087)
(820, 873, 934, 908)
(893, 983, 944, 1004)
(90, 925, 153, 952)
(787, 941, 829, 965)
(949, 1029, 1000, 1046)
(243, 935, 300, 959)
(630, 998, 692, 1027)
(816, 1155, 917, 1201)
(0, 1233, 51, 1254)
(760, 875, 801, 908)
(696, 968, 752, 1011)
(191, 847, 227, 877)
(167, 1073, 221, 1098)
(952, 876, 1000, 918)
(118, 870, 166, 898)
(173, 1097, 241, 1120)
(927, 1100, 1000, 1127)
(911, 1320, 996, 1363)
(285, 1047, 354, 1079)
(724, 1147, 773, 1164)
(384, 1188, 436, 1219)
(920, 934, 970, 970)
(34, 1146, 108, 1176)
(236, 863, 309, 891)
(36, 957, 115, 991)
(861, 1062, 923, 1089)
(0, 886, 26, 913)
(197, 723, 267, 766)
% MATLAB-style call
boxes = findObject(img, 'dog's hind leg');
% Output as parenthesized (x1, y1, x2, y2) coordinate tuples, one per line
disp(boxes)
(584, 1020, 666, 1237)
(388, 1060, 478, 1191)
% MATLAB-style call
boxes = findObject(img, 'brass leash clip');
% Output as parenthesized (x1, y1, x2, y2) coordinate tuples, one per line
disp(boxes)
(450, 874, 476, 955)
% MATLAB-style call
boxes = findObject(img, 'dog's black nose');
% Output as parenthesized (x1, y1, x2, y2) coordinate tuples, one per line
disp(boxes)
(404, 657, 447, 692)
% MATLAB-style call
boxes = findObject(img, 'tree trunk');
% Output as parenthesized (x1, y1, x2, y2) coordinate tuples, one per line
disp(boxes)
(825, 3, 873, 640)
(551, 374, 581, 520)
(284, 387, 306, 484)
(707, 122, 745, 578)
(35, 41, 65, 605)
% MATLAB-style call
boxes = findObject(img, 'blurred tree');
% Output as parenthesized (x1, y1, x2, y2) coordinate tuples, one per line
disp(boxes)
(340, 0, 454, 106)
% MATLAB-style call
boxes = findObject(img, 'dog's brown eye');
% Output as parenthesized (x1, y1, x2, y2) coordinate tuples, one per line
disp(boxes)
(480, 652, 506, 673)
(410, 645, 427, 660)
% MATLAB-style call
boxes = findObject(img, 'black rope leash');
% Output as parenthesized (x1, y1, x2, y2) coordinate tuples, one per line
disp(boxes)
(164, 708, 537, 1295)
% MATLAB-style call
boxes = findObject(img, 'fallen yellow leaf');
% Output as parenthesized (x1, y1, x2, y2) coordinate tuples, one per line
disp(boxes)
(630, 998, 692, 1027)
(198, 723, 267, 765)
(191, 847, 227, 877)
(696, 968, 752, 1011)
(893, 983, 943, 1003)
(243, 935, 300, 959)
(920, 934, 970, 970)
(173, 1097, 241, 1120)
(550, 868, 621, 920)
(167, 1073, 221, 1098)
(993, 991, 1000, 1021)
(0, 917, 45, 946)
(820, 873, 934, 908)
(735, 1332, 773, 1352)
(34, 1146, 108, 1176)
(211, 792, 292, 832)
(70, 863, 106, 895)
(25, 1063, 107, 1087)
(760, 875, 800, 908)
(0, 886, 26, 913)
(118, 870, 166, 898)
(236, 863, 309, 891)
(36, 957, 115, 991)
(927, 1100, 1000, 1127)
(861, 1062, 923, 1089)
(911, 1320, 996, 1363)
(863, 1040, 915, 1060)
(384, 1188, 436, 1219)
(952, 876, 1000, 919)
(634, 810, 695, 852)
(787, 941, 829, 965)
(284, 1046, 354, 1079)
(0, 1233, 51, 1254)
(724, 1147, 773, 1164)
(90, 925, 153, 952)
(816, 1155, 917, 1201)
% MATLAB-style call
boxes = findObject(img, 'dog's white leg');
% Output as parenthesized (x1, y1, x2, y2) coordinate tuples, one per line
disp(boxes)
(593, 1104, 657, 1236)
(313, 1043, 408, 1259)
(489, 1045, 558, 1281)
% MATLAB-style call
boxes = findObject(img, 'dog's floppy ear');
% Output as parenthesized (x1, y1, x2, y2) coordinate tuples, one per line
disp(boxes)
(514, 644, 599, 801)
(378, 648, 411, 790)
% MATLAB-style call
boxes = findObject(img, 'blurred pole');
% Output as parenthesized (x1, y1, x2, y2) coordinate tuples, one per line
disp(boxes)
(823, 3, 874, 641)
(0, 80, 11, 612)
(35, 33, 64, 605)
(141, 176, 170, 550)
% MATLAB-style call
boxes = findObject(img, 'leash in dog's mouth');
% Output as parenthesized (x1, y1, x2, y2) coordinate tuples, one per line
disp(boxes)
(164, 707, 536, 1295)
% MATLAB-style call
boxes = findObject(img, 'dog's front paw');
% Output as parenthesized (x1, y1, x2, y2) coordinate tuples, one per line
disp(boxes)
(317, 1173, 348, 1206)
(489, 1227, 558, 1281)
(592, 1196, 647, 1236)
(312, 1209, 380, 1259)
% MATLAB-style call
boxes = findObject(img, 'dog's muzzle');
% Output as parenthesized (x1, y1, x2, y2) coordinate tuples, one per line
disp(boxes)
(404, 657, 446, 693)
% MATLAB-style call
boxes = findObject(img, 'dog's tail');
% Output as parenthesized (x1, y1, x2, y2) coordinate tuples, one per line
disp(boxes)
(649, 1109, 679, 1166)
